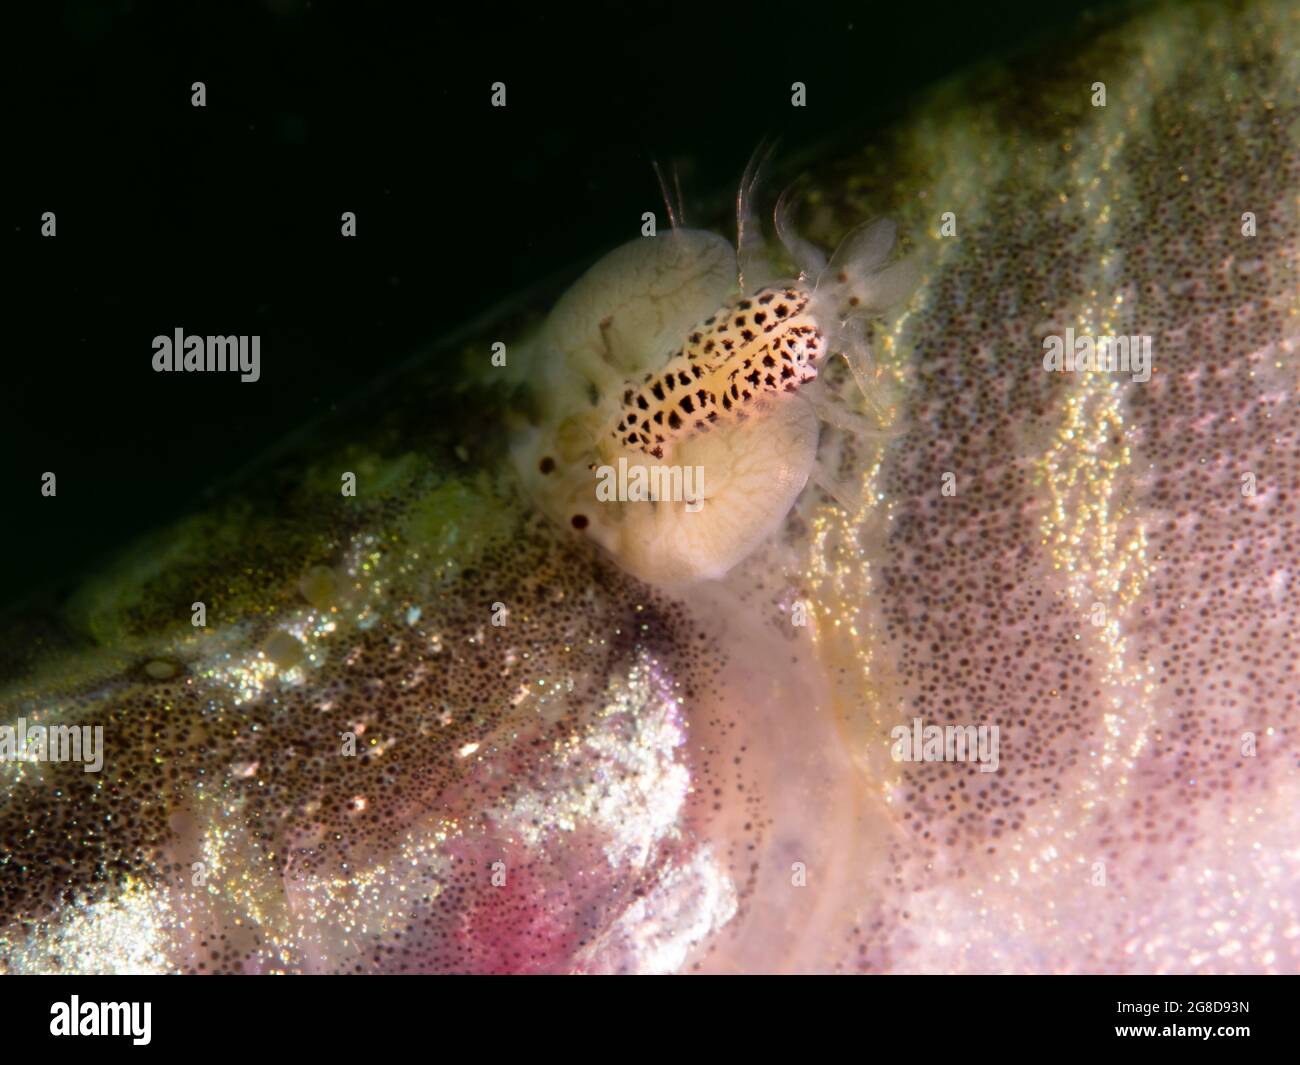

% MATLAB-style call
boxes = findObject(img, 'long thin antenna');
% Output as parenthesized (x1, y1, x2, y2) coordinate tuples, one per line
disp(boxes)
(775, 179, 828, 281)
(737, 137, 778, 290)
(651, 159, 679, 231)
(773, 179, 797, 249)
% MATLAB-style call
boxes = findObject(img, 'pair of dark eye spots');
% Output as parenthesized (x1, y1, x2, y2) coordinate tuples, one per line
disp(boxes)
(539, 457, 585, 530)
(530, 456, 581, 532)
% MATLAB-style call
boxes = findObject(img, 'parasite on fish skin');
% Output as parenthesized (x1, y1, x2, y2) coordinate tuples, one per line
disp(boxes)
(510, 154, 918, 588)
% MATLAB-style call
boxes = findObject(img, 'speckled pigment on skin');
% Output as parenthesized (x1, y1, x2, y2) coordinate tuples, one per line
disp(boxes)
(1, 0, 1297, 972)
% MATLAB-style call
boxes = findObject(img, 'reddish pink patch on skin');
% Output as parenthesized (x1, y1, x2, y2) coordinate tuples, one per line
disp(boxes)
(449, 843, 579, 975)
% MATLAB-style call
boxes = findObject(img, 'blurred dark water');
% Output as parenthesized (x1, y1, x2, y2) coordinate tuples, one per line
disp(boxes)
(3, 0, 1133, 606)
